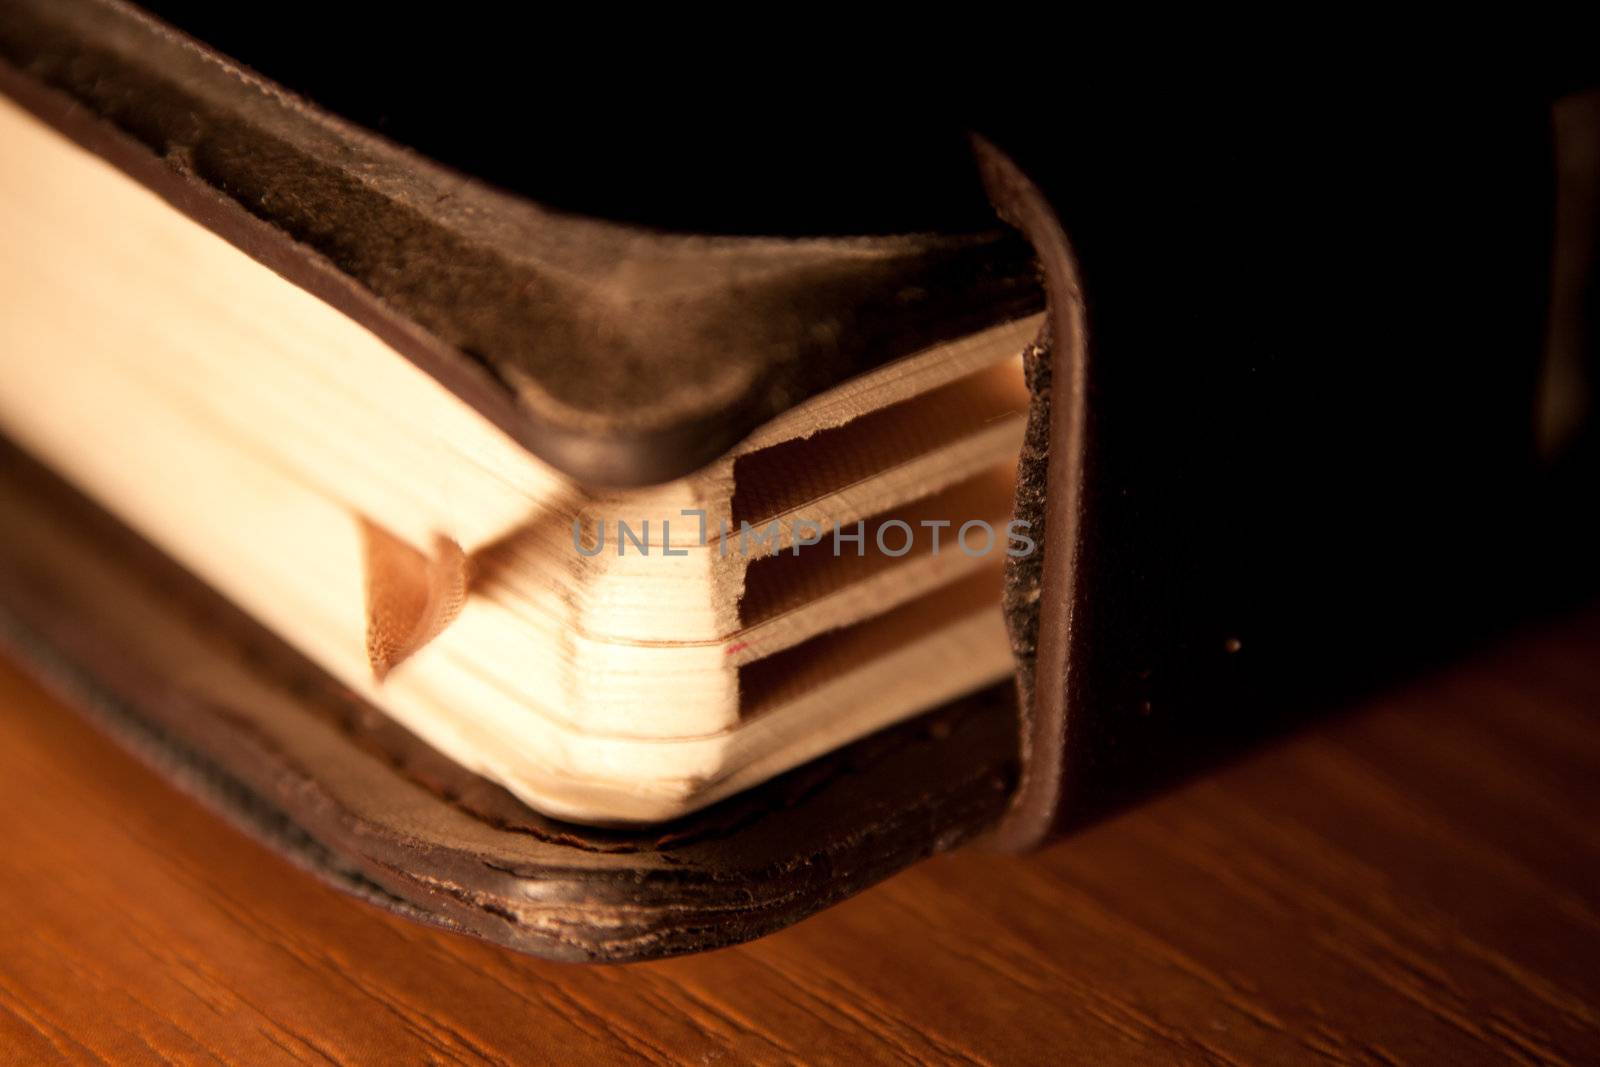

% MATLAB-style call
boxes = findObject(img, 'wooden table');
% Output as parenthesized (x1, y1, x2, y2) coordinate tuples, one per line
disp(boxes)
(2, 607, 1597, 1065)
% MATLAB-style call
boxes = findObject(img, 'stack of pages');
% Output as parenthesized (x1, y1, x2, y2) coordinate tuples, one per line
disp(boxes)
(0, 93, 1041, 823)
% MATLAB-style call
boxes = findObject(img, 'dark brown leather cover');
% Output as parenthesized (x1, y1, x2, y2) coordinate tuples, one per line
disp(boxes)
(0, 440, 1019, 961)
(0, 0, 1042, 487)
(981, 91, 1599, 845)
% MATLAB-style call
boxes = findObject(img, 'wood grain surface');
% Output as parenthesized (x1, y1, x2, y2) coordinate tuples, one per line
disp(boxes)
(2, 607, 1598, 1065)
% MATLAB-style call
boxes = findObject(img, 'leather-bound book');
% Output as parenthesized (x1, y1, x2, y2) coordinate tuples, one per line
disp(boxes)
(1, 1, 1594, 959)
